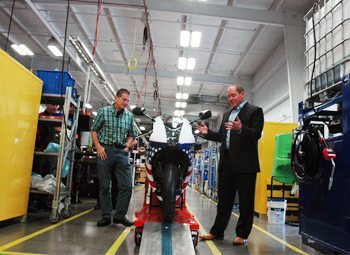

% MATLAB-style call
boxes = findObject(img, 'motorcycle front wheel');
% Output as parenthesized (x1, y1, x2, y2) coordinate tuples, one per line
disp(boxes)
(162, 163, 178, 223)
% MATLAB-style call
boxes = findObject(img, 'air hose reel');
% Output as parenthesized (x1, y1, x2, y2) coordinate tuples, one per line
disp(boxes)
(292, 127, 336, 190)
(292, 128, 321, 183)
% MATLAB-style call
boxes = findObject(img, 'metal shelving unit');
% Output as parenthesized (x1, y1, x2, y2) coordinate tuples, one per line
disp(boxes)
(31, 87, 80, 223)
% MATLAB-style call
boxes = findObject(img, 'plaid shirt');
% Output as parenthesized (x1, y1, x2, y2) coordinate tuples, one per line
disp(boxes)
(91, 104, 137, 145)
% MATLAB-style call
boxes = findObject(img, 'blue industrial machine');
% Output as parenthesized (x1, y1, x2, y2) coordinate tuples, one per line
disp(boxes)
(292, 73, 350, 253)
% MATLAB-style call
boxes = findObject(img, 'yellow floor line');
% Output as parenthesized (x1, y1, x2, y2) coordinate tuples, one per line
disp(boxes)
(0, 208, 93, 252)
(186, 204, 222, 255)
(233, 211, 308, 255)
(105, 227, 132, 255)
(0, 251, 46, 255)
(134, 185, 144, 191)
(104, 184, 142, 254)
(197, 191, 308, 255)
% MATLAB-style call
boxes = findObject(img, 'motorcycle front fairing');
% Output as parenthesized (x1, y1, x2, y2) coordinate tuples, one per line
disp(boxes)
(145, 117, 195, 201)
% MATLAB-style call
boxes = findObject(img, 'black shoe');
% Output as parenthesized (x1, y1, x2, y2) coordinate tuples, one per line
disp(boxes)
(97, 218, 111, 227)
(113, 217, 134, 226)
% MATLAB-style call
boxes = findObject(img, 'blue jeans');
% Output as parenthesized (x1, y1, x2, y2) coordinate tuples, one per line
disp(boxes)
(97, 145, 132, 219)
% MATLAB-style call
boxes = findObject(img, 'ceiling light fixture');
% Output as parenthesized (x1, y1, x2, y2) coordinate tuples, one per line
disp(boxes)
(19, 44, 34, 56)
(174, 110, 185, 116)
(178, 57, 196, 70)
(11, 44, 26, 56)
(177, 76, 184, 86)
(187, 58, 196, 70)
(180, 31, 201, 48)
(69, 35, 115, 96)
(190, 31, 201, 47)
(178, 57, 187, 70)
(180, 30, 190, 47)
(11, 44, 34, 56)
(175, 92, 190, 100)
(181, 102, 187, 108)
(47, 37, 63, 57)
(184, 77, 192, 86)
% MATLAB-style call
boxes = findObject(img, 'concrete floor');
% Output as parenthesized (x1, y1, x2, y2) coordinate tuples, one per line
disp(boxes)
(0, 187, 324, 255)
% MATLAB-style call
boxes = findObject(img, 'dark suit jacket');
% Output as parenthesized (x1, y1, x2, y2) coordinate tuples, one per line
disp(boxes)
(205, 102, 264, 174)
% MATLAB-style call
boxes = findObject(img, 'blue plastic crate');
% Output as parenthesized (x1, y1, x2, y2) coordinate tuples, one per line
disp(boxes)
(37, 70, 75, 96)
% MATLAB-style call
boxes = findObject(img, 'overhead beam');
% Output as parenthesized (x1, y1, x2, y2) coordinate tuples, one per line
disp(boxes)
(231, 0, 284, 77)
(99, 63, 250, 86)
(30, 57, 248, 86)
(0, 7, 54, 58)
(25, 0, 303, 27)
(23, 0, 112, 103)
(204, 0, 233, 74)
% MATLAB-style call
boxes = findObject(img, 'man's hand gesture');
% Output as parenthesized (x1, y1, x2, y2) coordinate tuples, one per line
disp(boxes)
(197, 121, 208, 135)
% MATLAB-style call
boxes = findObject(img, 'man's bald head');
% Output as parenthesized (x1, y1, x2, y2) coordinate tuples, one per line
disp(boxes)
(227, 83, 245, 108)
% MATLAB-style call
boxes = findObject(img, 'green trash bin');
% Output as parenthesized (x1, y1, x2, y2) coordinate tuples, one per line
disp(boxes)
(270, 133, 295, 198)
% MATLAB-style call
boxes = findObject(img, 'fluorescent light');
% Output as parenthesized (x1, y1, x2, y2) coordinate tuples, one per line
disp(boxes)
(181, 102, 187, 108)
(70, 36, 115, 96)
(177, 76, 184, 86)
(180, 30, 190, 47)
(187, 58, 196, 70)
(69, 35, 93, 65)
(176, 93, 189, 100)
(173, 117, 182, 123)
(94, 63, 106, 80)
(191, 31, 201, 47)
(92, 111, 97, 116)
(184, 77, 192, 86)
(140, 126, 146, 131)
(48, 37, 63, 57)
(91, 66, 98, 76)
(174, 110, 180, 116)
(178, 57, 187, 70)
(179, 110, 185, 116)
(48, 45, 63, 57)
(19, 44, 34, 56)
(85, 103, 92, 109)
(175, 102, 181, 108)
(11, 44, 27, 55)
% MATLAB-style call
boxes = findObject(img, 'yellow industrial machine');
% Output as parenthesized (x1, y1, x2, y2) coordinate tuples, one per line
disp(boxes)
(0, 49, 42, 221)
(254, 122, 297, 216)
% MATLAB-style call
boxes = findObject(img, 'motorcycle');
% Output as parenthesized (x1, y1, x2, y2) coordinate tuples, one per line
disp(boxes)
(132, 107, 212, 223)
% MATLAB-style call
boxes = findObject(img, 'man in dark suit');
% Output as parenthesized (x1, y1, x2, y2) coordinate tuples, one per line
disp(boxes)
(198, 84, 264, 245)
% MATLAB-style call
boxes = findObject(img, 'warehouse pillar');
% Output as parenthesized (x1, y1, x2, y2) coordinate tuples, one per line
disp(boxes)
(284, 25, 304, 122)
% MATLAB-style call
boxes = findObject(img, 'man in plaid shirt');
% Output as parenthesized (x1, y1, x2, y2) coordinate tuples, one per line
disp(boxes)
(91, 88, 137, 227)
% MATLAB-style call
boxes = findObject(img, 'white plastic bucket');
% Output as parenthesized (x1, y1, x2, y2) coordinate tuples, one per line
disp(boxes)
(267, 199, 287, 224)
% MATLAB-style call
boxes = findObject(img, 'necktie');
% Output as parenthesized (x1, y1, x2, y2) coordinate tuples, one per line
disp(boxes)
(226, 107, 240, 150)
